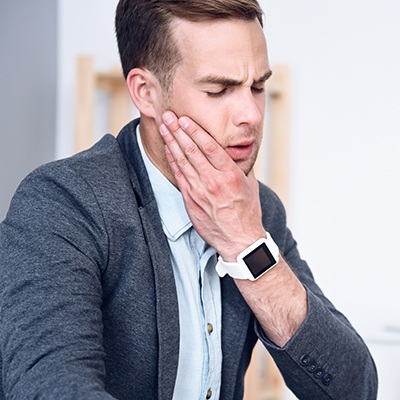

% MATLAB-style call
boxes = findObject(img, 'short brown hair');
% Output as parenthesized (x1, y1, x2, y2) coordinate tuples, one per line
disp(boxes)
(115, 0, 264, 91)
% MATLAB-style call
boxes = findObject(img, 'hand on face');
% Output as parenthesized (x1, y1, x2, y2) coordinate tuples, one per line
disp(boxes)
(159, 111, 266, 261)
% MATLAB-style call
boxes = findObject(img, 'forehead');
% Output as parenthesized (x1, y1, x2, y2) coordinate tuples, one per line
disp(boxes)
(172, 18, 269, 82)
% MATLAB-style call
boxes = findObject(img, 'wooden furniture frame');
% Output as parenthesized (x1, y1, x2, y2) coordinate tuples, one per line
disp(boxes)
(245, 64, 290, 400)
(74, 56, 291, 400)
(74, 56, 132, 153)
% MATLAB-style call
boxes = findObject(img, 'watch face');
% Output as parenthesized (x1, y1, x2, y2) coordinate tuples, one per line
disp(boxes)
(243, 242, 277, 279)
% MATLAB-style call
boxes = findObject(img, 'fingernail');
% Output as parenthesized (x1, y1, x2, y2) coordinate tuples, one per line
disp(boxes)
(179, 117, 189, 129)
(163, 112, 174, 125)
(160, 124, 169, 136)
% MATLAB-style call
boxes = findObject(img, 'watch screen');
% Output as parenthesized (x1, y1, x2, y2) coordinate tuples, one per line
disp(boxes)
(243, 242, 277, 279)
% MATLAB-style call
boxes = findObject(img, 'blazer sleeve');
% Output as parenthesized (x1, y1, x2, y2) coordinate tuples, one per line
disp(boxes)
(256, 187, 378, 400)
(0, 164, 116, 400)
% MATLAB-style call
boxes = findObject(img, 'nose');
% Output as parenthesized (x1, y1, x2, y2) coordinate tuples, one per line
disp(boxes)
(232, 89, 262, 128)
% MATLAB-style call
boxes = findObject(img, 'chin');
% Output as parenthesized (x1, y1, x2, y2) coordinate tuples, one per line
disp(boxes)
(236, 161, 255, 176)
(238, 154, 258, 175)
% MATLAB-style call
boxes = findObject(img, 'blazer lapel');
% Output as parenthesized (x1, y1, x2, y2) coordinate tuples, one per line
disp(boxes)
(139, 204, 180, 400)
(117, 121, 180, 400)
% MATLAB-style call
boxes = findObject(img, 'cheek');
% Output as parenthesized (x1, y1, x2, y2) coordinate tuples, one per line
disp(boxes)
(171, 95, 229, 142)
(192, 107, 230, 145)
(257, 94, 267, 119)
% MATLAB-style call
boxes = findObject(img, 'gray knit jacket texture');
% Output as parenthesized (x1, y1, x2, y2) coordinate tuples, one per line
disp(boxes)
(0, 119, 377, 399)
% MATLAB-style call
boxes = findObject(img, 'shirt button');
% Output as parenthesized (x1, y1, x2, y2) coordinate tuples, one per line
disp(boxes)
(206, 389, 213, 399)
(207, 323, 214, 334)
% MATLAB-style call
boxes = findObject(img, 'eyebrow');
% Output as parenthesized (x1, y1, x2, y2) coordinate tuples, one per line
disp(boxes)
(195, 70, 273, 87)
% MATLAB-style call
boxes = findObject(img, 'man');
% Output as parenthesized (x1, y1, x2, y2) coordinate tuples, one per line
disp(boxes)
(0, 0, 377, 399)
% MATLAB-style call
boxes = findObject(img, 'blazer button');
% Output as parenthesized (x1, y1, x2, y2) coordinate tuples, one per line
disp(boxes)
(322, 373, 333, 386)
(314, 368, 324, 379)
(300, 354, 311, 366)
(306, 361, 317, 373)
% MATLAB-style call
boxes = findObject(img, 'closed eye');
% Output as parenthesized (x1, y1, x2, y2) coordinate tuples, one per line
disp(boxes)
(206, 88, 227, 98)
(206, 85, 265, 98)
(251, 86, 265, 94)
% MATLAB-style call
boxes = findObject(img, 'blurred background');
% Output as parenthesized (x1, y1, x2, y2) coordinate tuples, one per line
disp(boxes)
(1, 0, 399, 398)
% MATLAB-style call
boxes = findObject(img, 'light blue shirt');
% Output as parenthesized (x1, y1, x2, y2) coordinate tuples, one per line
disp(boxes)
(137, 128, 223, 400)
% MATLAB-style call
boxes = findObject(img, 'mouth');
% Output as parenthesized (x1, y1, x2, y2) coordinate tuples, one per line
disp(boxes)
(225, 139, 255, 161)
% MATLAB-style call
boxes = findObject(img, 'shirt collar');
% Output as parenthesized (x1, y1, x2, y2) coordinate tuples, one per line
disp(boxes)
(137, 125, 192, 241)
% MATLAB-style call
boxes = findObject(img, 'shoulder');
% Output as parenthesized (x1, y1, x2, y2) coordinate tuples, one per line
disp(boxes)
(3, 134, 134, 231)
(36, 134, 127, 184)
(19, 134, 130, 201)
(258, 181, 286, 227)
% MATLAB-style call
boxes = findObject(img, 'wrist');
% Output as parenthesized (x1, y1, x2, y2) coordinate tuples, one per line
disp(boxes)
(218, 228, 268, 262)
(216, 232, 280, 281)
(235, 261, 308, 347)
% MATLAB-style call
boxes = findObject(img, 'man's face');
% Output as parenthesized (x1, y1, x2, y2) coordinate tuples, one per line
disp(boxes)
(146, 18, 270, 178)
(141, 20, 270, 182)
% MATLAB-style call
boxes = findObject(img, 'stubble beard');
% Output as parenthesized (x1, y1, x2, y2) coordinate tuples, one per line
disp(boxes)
(161, 86, 262, 178)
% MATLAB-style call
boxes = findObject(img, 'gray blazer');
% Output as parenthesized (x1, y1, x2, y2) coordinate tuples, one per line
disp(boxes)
(0, 119, 377, 399)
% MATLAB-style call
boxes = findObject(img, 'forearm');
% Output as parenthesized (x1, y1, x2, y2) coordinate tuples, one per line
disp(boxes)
(234, 256, 307, 347)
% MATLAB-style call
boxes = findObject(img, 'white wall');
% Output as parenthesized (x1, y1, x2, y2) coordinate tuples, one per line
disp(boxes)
(263, 0, 400, 332)
(56, 0, 120, 158)
(0, 0, 58, 220)
(260, 1, 400, 398)
(57, 1, 400, 398)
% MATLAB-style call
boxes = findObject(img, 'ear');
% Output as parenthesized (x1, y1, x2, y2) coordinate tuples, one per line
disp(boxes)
(126, 68, 162, 119)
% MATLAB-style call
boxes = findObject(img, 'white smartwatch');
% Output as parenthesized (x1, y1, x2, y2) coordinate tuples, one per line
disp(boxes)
(216, 232, 280, 281)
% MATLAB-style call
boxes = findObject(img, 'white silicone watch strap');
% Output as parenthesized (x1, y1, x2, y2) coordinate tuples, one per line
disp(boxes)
(215, 232, 279, 280)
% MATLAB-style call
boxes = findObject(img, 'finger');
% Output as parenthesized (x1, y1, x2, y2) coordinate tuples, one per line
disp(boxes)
(178, 116, 230, 170)
(163, 138, 207, 215)
(159, 122, 199, 183)
(177, 116, 235, 172)
(162, 112, 210, 169)
(163, 112, 234, 172)
(163, 142, 191, 191)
